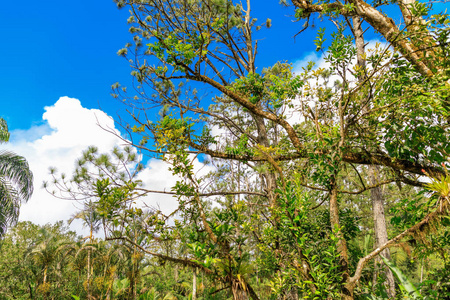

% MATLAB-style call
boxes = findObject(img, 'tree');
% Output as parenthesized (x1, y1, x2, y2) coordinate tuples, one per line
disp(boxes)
(0, 221, 41, 299)
(0, 221, 80, 299)
(351, 16, 396, 296)
(289, 0, 449, 78)
(107, 0, 449, 298)
(26, 227, 73, 299)
(43, 0, 449, 298)
(0, 117, 33, 237)
(69, 201, 104, 299)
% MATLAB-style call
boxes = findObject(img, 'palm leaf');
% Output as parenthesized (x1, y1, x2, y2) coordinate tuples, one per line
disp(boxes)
(0, 149, 33, 236)
(0, 178, 20, 236)
(0, 151, 33, 200)
(0, 118, 10, 143)
(380, 255, 422, 299)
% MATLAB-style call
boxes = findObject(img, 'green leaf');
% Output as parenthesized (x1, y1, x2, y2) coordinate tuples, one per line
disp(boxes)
(0, 118, 10, 143)
(381, 255, 422, 299)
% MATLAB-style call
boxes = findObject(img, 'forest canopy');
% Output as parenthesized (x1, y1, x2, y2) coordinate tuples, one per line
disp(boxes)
(1, 0, 449, 299)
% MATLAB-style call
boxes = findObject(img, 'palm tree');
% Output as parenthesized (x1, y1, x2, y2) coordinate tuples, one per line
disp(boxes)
(26, 227, 73, 300)
(0, 117, 33, 237)
(69, 201, 103, 299)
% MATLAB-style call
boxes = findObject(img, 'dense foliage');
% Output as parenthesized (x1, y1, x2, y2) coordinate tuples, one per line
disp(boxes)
(1, 0, 449, 299)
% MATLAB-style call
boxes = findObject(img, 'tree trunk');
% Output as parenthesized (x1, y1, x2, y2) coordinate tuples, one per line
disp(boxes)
(43, 267, 48, 300)
(352, 16, 396, 298)
(192, 268, 197, 300)
(329, 175, 353, 299)
(174, 264, 178, 282)
(43, 266, 48, 284)
(369, 165, 396, 297)
(87, 249, 91, 299)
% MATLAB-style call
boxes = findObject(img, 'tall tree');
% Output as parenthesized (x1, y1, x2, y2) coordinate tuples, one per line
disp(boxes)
(42, 0, 450, 298)
(0, 117, 33, 237)
(351, 15, 396, 296)
(69, 200, 103, 299)
(108, 0, 449, 298)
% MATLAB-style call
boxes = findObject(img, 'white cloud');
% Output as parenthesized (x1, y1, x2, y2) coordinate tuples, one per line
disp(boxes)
(4, 96, 196, 235)
(292, 40, 389, 75)
(136, 152, 216, 215)
(287, 40, 390, 126)
(292, 51, 325, 74)
(136, 158, 179, 214)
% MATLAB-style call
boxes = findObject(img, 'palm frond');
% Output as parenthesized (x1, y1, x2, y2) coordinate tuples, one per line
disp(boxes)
(0, 177, 20, 236)
(0, 118, 10, 143)
(0, 150, 33, 200)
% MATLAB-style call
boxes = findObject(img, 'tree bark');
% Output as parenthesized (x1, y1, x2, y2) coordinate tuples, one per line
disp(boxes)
(192, 268, 197, 300)
(351, 15, 397, 297)
(369, 165, 396, 297)
(87, 248, 91, 299)
(329, 174, 353, 299)
(292, 0, 436, 77)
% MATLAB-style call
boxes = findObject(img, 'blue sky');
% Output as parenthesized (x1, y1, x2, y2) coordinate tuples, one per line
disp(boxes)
(3, 0, 423, 232)
(2, 1, 447, 132)
(0, 1, 320, 132)
(0, 1, 131, 130)
(0, 1, 323, 232)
